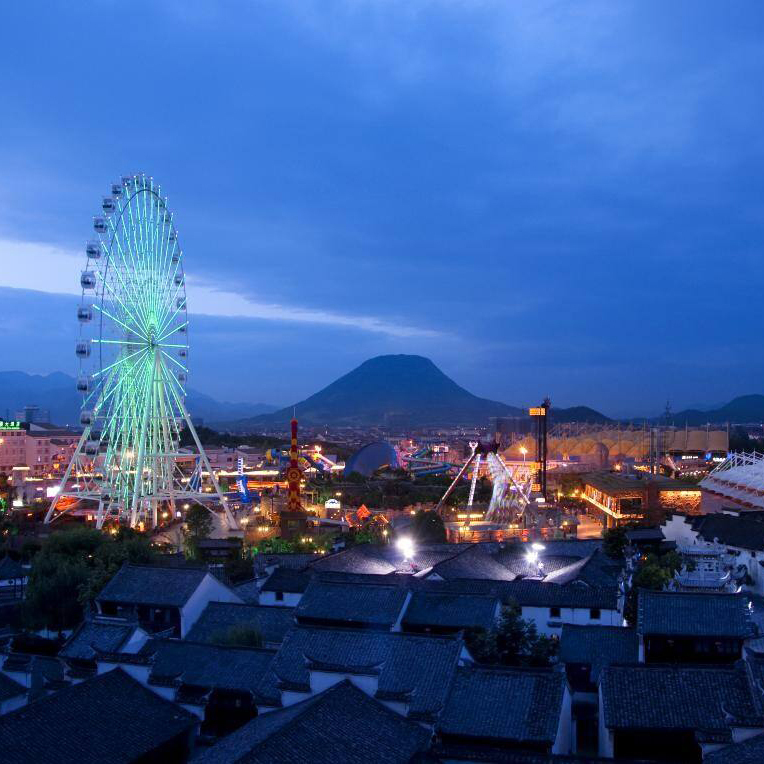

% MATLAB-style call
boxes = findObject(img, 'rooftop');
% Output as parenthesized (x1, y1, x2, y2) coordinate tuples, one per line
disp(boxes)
(59, 617, 140, 661)
(296, 579, 408, 628)
(601, 664, 764, 733)
(401, 591, 498, 632)
(692, 512, 764, 552)
(149, 640, 276, 700)
(559, 625, 638, 681)
(97, 564, 210, 607)
(584, 471, 699, 495)
(195, 679, 431, 764)
(0, 668, 196, 764)
(438, 665, 565, 745)
(637, 590, 755, 638)
(264, 625, 462, 720)
(260, 566, 312, 594)
(185, 602, 295, 645)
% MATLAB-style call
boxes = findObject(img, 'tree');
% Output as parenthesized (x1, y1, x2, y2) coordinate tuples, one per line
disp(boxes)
(24, 527, 155, 632)
(410, 510, 447, 544)
(602, 526, 628, 559)
(184, 505, 213, 560)
(465, 604, 558, 667)
(624, 550, 684, 625)
(210, 624, 264, 648)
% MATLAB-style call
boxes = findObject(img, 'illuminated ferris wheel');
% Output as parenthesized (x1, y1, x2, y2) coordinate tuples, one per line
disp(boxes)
(45, 174, 236, 530)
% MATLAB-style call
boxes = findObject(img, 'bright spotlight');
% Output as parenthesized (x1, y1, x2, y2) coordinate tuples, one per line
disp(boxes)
(396, 537, 415, 559)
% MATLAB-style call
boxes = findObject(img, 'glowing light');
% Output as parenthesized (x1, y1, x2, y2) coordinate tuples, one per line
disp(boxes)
(396, 536, 415, 559)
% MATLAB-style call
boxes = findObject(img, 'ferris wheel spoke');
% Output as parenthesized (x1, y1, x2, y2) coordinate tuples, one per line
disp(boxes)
(156, 320, 188, 345)
(92, 302, 149, 344)
(93, 346, 150, 378)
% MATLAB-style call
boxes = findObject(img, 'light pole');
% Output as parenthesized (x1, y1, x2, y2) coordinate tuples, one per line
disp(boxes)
(520, 446, 527, 463)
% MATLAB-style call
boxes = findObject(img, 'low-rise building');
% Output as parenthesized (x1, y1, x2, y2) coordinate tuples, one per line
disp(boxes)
(96, 564, 243, 638)
(637, 589, 755, 664)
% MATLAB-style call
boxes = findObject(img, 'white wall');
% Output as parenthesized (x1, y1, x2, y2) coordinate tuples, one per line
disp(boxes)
(259, 591, 303, 607)
(552, 684, 573, 755)
(520, 606, 622, 637)
(181, 573, 243, 637)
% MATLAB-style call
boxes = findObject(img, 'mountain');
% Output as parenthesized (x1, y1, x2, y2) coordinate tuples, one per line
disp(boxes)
(670, 395, 764, 426)
(230, 355, 525, 428)
(0, 371, 276, 426)
(551, 406, 611, 424)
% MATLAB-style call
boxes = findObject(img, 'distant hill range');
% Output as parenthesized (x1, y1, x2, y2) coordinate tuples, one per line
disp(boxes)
(668, 395, 764, 426)
(227, 354, 611, 429)
(0, 371, 277, 426)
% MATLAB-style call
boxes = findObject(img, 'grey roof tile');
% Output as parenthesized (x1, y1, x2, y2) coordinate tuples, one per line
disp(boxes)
(59, 617, 137, 661)
(194, 679, 431, 764)
(260, 567, 312, 594)
(97, 564, 208, 607)
(637, 590, 755, 638)
(559, 625, 638, 681)
(296, 579, 408, 628)
(0, 668, 196, 764)
(402, 591, 498, 632)
(601, 664, 764, 731)
(438, 665, 565, 745)
(185, 602, 295, 645)
(267, 625, 462, 720)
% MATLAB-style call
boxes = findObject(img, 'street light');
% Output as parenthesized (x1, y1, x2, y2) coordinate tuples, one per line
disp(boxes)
(519, 446, 527, 463)
(396, 536, 415, 559)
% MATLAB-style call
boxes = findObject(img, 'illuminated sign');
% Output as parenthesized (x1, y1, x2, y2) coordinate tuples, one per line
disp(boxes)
(528, 407, 546, 416)
(0, 421, 21, 430)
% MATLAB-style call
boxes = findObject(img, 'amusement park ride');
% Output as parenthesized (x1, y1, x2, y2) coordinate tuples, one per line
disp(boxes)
(434, 440, 536, 526)
(45, 175, 237, 531)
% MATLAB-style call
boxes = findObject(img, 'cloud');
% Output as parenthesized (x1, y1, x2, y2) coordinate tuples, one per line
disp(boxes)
(0, 238, 441, 339)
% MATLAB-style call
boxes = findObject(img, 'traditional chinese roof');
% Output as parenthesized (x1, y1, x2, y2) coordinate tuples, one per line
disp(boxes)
(97, 564, 209, 607)
(185, 602, 295, 645)
(601, 664, 764, 733)
(260, 567, 312, 594)
(692, 512, 764, 552)
(264, 625, 462, 720)
(295, 579, 408, 629)
(401, 591, 498, 632)
(637, 590, 755, 638)
(194, 679, 431, 764)
(0, 668, 196, 764)
(559, 625, 638, 681)
(59, 617, 139, 661)
(149, 640, 276, 700)
(705, 733, 764, 763)
(438, 665, 565, 745)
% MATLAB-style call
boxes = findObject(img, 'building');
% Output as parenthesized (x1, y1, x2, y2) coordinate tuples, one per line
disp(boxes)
(599, 664, 764, 761)
(96, 564, 243, 638)
(582, 471, 701, 527)
(0, 421, 80, 479)
(194, 680, 431, 764)
(0, 668, 198, 764)
(185, 602, 296, 648)
(436, 665, 570, 755)
(637, 590, 754, 664)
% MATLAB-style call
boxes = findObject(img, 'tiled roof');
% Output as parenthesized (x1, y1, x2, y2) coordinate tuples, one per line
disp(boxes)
(401, 591, 498, 632)
(573, 550, 624, 587)
(232, 579, 260, 603)
(266, 625, 462, 720)
(97, 564, 208, 607)
(194, 679, 431, 764)
(637, 590, 755, 638)
(705, 734, 764, 764)
(253, 552, 322, 574)
(149, 640, 276, 699)
(559, 625, 638, 681)
(185, 602, 295, 645)
(0, 671, 25, 702)
(308, 546, 398, 575)
(430, 545, 517, 581)
(0, 557, 24, 580)
(0, 668, 196, 764)
(260, 567, 312, 594)
(500, 580, 619, 610)
(59, 617, 137, 661)
(296, 579, 408, 628)
(438, 665, 565, 745)
(601, 664, 764, 731)
(692, 513, 764, 552)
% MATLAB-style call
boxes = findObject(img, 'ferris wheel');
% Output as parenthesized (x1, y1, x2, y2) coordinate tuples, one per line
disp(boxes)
(45, 174, 236, 530)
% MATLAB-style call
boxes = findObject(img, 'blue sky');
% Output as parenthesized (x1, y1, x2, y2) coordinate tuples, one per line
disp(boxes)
(1, 1, 763, 417)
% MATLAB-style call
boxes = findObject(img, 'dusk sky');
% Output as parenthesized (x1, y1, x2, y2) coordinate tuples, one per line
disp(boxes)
(1, 1, 763, 417)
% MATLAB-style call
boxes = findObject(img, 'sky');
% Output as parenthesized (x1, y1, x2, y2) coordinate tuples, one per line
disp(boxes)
(1, 1, 763, 418)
